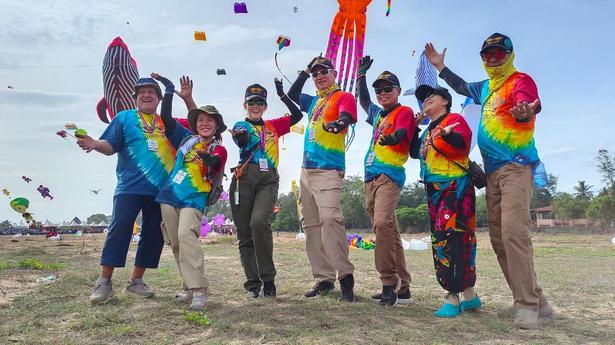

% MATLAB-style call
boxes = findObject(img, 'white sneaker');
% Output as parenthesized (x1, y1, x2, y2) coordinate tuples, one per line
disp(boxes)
(189, 290, 208, 311)
(175, 290, 193, 303)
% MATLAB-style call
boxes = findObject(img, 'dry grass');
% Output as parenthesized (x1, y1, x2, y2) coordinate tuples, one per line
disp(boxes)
(1, 232, 614, 345)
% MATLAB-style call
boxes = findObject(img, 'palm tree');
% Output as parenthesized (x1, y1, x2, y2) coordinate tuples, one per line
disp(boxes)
(573, 180, 594, 201)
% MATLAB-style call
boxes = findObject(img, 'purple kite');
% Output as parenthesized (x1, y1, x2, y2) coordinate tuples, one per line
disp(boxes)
(37, 185, 54, 200)
(234, 2, 248, 13)
(96, 36, 139, 124)
(22, 176, 32, 183)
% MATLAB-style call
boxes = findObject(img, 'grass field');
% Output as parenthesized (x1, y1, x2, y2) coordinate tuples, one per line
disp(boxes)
(1, 231, 615, 345)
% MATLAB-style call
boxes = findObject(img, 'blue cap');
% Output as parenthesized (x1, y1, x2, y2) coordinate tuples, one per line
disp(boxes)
(133, 77, 162, 99)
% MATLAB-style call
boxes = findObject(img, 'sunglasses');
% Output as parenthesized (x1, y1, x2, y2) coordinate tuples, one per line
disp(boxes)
(481, 48, 508, 61)
(311, 69, 333, 78)
(375, 86, 395, 94)
(247, 99, 266, 106)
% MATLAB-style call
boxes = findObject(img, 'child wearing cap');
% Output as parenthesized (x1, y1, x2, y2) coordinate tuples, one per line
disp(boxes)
(155, 75, 228, 311)
(410, 84, 480, 318)
(356, 56, 418, 307)
(229, 78, 303, 298)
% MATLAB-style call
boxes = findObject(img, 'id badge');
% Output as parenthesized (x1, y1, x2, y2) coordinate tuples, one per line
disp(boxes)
(308, 127, 316, 142)
(259, 158, 269, 172)
(147, 139, 158, 152)
(366, 152, 375, 166)
(172, 170, 187, 184)
(234, 191, 240, 205)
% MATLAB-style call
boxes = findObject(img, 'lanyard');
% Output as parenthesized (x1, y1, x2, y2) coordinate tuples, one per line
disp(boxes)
(137, 111, 159, 135)
(373, 113, 390, 145)
(251, 124, 267, 152)
(310, 92, 336, 126)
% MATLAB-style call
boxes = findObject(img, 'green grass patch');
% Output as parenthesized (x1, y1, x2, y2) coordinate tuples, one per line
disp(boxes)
(16, 258, 66, 270)
(0, 261, 13, 270)
(184, 311, 212, 326)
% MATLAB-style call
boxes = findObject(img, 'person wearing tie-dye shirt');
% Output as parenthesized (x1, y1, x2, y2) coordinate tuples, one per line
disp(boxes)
(410, 85, 480, 318)
(77, 75, 189, 305)
(425, 33, 552, 329)
(288, 56, 357, 302)
(229, 79, 302, 299)
(157, 94, 228, 311)
(356, 56, 416, 307)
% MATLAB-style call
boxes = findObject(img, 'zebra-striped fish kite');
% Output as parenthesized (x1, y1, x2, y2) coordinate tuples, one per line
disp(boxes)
(96, 36, 139, 123)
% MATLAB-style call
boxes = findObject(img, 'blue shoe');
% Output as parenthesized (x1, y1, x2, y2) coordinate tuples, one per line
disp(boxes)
(434, 302, 461, 318)
(460, 296, 482, 312)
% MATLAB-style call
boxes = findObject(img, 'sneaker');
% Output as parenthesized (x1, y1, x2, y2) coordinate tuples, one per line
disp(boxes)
(304, 281, 335, 298)
(89, 278, 114, 305)
(397, 287, 412, 305)
(124, 278, 154, 298)
(246, 287, 261, 299)
(189, 290, 208, 311)
(175, 290, 193, 303)
(460, 296, 482, 312)
(379, 285, 398, 306)
(435, 302, 461, 318)
(338, 274, 354, 302)
(263, 281, 276, 298)
(514, 308, 539, 329)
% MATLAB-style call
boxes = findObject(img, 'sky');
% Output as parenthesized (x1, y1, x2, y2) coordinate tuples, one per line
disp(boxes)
(0, 0, 614, 223)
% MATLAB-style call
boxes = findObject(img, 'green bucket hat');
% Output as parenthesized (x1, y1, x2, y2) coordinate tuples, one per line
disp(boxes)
(187, 105, 227, 135)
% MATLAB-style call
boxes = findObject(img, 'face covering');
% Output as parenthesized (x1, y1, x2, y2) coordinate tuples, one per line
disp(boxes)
(316, 83, 341, 98)
(483, 52, 517, 91)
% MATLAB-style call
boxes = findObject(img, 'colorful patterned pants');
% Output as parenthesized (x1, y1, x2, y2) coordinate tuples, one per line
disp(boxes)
(425, 177, 477, 293)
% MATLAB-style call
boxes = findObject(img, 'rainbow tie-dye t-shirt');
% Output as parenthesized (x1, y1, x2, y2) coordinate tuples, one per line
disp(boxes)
(299, 91, 357, 171)
(418, 113, 472, 183)
(465, 72, 540, 174)
(100, 109, 189, 196)
(232, 116, 291, 169)
(364, 104, 415, 189)
(156, 136, 227, 211)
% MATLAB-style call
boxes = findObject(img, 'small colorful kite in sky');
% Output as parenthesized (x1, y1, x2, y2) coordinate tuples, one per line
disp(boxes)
(22, 176, 32, 183)
(37, 185, 54, 200)
(234, 2, 248, 13)
(277, 35, 291, 50)
(194, 31, 207, 41)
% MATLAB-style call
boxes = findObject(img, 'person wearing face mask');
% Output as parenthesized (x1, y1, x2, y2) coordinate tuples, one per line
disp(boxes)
(77, 73, 190, 305)
(356, 56, 417, 307)
(288, 57, 357, 302)
(425, 33, 551, 329)
(409, 85, 480, 318)
(229, 79, 303, 299)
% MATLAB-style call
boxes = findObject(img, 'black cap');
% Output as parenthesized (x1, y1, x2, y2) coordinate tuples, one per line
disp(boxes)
(245, 84, 267, 101)
(415, 85, 452, 105)
(310, 57, 334, 71)
(372, 71, 401, 88)
(480, 33, 514, 54)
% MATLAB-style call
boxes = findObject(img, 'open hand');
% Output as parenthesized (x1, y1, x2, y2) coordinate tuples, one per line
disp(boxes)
(274, 77, 285, 97)
(511, 99, 540, 121)
(433, 122, 460, 138)
(424, 43, 447, 71)
(174, 75, 193, 100)
(322, 119, 346, 134)
(414, 112, 428, 126)
(358, 55, 373, 75)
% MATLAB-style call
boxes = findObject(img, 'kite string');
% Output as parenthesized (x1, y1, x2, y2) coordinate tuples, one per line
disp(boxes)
(274, 53, 292, 84)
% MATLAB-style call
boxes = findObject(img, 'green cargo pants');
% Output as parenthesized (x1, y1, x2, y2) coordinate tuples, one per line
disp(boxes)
(230, 164, 279, 291)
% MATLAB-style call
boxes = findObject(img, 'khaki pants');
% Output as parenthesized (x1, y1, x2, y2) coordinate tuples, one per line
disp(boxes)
(160, 204, 209, 290)
(486, 163, 546, 310)
(365, 174, 411, 288)
(300, 168, 354, 282)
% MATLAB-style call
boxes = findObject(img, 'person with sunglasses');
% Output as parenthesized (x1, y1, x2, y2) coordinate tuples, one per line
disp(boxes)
(408, 85, 480, 318)
(288, 56, 357, 302)
(228, 80, 303, 299)
(425, 33, 551, 328)
(355, 56, 416, 307)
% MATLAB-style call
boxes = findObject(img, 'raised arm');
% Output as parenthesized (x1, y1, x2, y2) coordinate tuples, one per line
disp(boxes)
(275, 78, 303, 126)
(288, 56, 319, 104)
(175, 75, 198, 111)
(356, 55, 375, 113)
(151, 73, 176, 133)
(424, 43, 475, 99)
